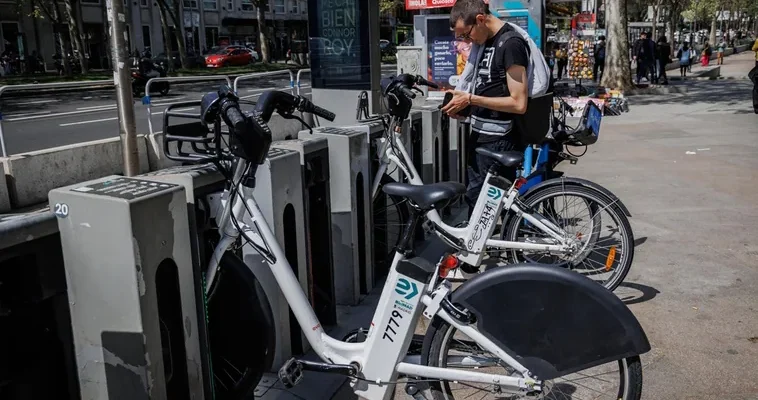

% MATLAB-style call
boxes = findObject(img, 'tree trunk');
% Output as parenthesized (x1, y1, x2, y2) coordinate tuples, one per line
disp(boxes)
(257, 6, 270, 63)
(63, 0, 88, 73)
(165, 0, 189, 69)
(651, 3, 659, 40)
(601, 0, 633, 90)
(157, 2, 175, 72)
(709, 9, 719, 45)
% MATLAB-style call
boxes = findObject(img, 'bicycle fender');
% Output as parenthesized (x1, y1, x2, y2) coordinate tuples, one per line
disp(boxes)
(522, 176, 633, 217)
(438, 264, 650, 380)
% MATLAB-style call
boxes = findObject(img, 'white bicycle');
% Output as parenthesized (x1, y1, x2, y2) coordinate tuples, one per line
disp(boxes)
(368, 74, 635, 291)
(163, 86, 650, 399)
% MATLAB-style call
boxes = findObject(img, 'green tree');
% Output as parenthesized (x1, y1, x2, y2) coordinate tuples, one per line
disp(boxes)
(156, 0, 190, 69)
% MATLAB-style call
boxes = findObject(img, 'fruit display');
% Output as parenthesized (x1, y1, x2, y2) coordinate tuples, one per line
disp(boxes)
(568, 37, 595, 79)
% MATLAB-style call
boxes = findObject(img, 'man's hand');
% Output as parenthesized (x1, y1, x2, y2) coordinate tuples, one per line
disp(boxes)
(440, 90, 471, 116)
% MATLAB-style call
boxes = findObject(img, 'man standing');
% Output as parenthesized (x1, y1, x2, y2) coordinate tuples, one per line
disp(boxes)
(441, 0, 529, 215)
(633, 32, 656, 84)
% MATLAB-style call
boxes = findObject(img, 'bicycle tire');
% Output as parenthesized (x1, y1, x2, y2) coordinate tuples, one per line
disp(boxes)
(421, 317, 643, 400)
(206, 252, 275, 399)
(373, 174, 411, 265)
(502, 183, 634, 291)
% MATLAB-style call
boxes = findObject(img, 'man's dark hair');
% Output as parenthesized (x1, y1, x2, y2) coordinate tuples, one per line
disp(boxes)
(450, 0, 491, 29)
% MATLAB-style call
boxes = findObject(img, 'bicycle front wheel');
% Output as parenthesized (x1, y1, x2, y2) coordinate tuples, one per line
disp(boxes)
(206, 252, 275, 399)
(502, 183, 634, 291)
(423, 318, 643, 400)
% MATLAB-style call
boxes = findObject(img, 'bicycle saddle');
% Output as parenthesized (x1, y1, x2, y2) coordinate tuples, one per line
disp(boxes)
(475, 148, 524, 168)
(383, 182, 465, 211)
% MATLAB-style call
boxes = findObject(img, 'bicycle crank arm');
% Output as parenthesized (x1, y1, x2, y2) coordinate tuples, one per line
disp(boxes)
(278, 358, 360, 388)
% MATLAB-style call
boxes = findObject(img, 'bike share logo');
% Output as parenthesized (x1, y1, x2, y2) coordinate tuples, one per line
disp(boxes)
(395, 278, 418, 300)
(487, 187, 503, 200)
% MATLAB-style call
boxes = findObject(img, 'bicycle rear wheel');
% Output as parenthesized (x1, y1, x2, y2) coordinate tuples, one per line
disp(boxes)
(502, 183, 634, 291)
(422, 317, 643, 400)
(206, 252, 275, 399)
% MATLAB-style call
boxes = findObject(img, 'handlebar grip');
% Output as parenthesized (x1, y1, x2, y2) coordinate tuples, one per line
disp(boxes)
(221, 99, 246, 132)
(309, 103, 336, 122)
(399, 85, 417, 99)
(415, 75, 439, 89)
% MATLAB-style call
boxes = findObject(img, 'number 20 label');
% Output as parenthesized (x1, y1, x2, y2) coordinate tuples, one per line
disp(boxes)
(54, 203, 69, 218)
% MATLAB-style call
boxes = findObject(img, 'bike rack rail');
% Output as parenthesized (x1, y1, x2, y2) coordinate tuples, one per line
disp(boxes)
(145, 75, 233, 135)
(0, 80, 114, 157)
(295, 69, 310, 95)
(232, 69, 296, 95)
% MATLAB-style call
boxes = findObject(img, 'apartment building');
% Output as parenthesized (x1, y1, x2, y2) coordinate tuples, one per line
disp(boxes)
(0, 0, 308, 70)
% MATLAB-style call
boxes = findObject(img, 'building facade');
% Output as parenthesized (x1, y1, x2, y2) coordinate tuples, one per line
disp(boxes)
(0, 0, 308, 70)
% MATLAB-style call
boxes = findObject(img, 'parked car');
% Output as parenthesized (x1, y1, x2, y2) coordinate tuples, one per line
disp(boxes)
(205, 47, 254, 68)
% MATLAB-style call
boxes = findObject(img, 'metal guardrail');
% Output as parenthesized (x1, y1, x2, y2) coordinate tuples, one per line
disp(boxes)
(232, 70, 296, 94)
(144, 75, 233, 135)
(295, 69, 310, 95)
(0, 80, 115, 158)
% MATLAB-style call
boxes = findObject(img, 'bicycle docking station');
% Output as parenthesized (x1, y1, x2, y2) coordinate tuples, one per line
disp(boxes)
(244, 147, 311, 368)
(413, 107, 444, 185)
(298, 127, 374, 306)
(49, 175, 206, 400)
(271, 137, 338, 327)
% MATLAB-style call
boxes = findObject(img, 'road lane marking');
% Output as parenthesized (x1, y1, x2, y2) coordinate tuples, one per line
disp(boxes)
(151, 107, 195, 115)
(77, 104, 116, 110)
(244, 84, 307, 93)
(4, 111, 53, 118)
(150, 96, 187, 106)
(240, 93, 262, 99)
(59, 117, 118, 126)
(7, 107, 116, 122)
(16, 99, 60, 105)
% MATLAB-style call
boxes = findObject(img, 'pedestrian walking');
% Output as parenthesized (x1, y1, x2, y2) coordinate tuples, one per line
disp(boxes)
(688, 46, 696, 72)
(594, 35, 606, 83)
(656, 36, 671, 84)
(633, 32, 656, 84)
(751, 37, 758, 114)
(556, 45, 568, 80)
(717, 41, 724, 65)
(677, 42, 691, 78)
(701, 43, 712, 67)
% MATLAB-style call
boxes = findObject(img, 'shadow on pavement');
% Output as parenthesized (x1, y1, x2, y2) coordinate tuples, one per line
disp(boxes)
(616, 282, 660, 306)
(634, 236, 648, 248)
(628, 80, 753, 108)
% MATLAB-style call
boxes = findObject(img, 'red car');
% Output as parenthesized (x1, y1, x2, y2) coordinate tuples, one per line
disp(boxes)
(205, 47, 253, 68)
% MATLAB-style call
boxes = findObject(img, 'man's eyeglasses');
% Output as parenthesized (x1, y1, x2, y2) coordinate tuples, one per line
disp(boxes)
(456, 25, 475, 41)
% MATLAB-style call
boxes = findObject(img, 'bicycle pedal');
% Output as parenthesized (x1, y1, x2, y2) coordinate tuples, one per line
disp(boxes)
(278, 358, 304, 389)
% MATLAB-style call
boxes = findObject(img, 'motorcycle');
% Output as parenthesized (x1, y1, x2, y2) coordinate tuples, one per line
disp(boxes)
(131, 56, 170, 97)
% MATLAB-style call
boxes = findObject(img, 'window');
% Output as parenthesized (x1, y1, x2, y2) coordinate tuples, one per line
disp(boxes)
(81, 0, 99, 4)
(140, 0, 148, 7)
(205, 26, 218, 48)
(183, 0, 198, 8)
(289, 0, 297, 13)
(142, 25, 151, 50)
(300, 0, 306, 14)
(204, 0, 217, 10)
(241, 0, 253, 11)
(226, 0, 233, 10)
(273, 0, 285, 14)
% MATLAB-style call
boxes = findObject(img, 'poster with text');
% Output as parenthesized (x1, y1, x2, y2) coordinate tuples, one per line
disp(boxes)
(308, 0, 371, 90)
(426, 17, 471, 93)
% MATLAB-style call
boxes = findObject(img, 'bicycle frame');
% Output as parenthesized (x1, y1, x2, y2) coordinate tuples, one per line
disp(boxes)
(204, 161, 539, 400)
(369, 118, 574, 264)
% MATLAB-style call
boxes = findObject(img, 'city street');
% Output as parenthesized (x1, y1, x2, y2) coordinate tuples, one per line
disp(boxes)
(0, 64, 398, 154)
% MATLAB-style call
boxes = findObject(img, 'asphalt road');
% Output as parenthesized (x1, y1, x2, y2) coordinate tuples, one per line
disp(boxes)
(0, 65, 398, 155)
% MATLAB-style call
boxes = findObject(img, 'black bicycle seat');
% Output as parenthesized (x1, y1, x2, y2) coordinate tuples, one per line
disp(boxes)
(383, 182, 465, 211)
(475, 148, 524, 167)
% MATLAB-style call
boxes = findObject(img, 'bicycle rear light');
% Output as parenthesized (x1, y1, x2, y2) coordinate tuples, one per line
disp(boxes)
(438, 254, 460, 278)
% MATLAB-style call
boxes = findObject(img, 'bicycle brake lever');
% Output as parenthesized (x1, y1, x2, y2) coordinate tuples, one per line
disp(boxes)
(411, 86, 424, 95)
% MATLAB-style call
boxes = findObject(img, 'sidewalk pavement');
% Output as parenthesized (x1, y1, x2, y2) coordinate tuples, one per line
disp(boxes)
(683, 49, 756, 80)
(256, 60, 758, 399)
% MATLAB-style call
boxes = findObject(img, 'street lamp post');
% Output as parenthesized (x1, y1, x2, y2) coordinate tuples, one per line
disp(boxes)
(106, 0, 140, 176)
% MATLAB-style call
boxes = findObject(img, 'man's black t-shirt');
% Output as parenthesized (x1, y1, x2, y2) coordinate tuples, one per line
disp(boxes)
(471, 24, 530, 143)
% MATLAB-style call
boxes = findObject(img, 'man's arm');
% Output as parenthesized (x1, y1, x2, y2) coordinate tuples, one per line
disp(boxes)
(469, 65, 529, 114)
